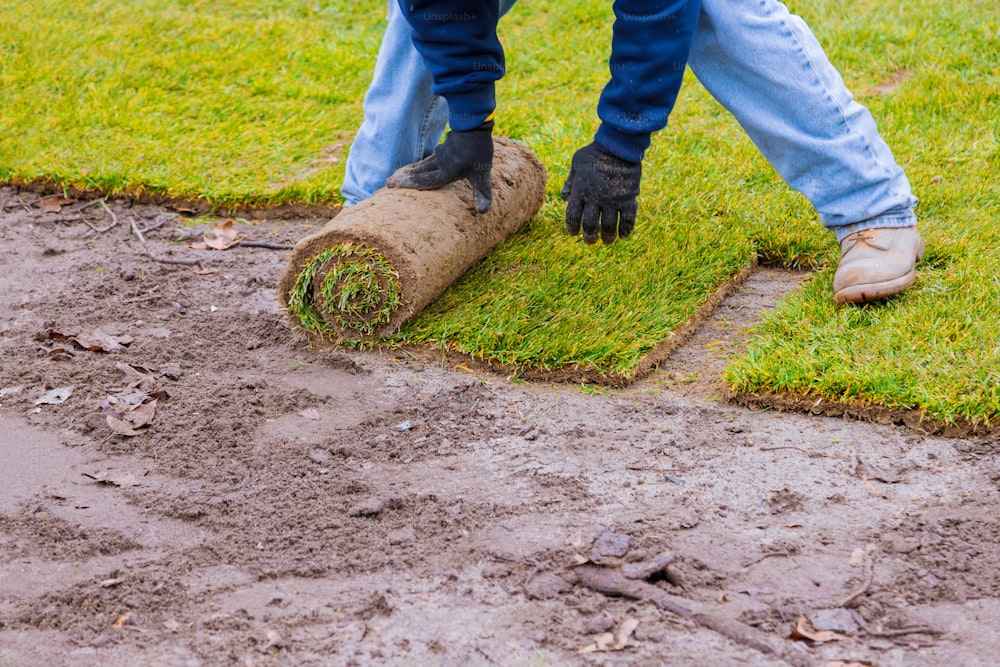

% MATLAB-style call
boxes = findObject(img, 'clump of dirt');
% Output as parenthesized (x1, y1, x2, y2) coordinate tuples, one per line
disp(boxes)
(2, 186, 999, 665)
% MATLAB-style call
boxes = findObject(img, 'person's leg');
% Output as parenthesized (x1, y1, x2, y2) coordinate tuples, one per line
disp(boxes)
(688, 0, 917, 242)
(688, 0, 922, 302)
(340, 0, 447, 205)
(342, 0, 517, 206)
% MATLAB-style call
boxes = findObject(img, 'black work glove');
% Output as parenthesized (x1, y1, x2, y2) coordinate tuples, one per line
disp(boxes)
(386, 121, 494, 214)
(560, 142, 642, 244)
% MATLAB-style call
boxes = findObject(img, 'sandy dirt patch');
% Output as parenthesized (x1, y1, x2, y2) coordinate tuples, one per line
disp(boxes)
(1, 187, 998, 666)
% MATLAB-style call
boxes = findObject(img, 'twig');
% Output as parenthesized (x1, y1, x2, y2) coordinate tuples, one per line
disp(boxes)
(759, 445, 828, 458)
(122, 286, 161, 303)
(129, 217, 204, 269)
(81, 199, 118, 233)
(238, 240, 293, 250)
(741, 551, 793, 569)
(867, 625, 942, 638)
(137, 213, 177, 234)
(573, 564, 811, 667)
(77, 198, 107, 211)
(840, 557, 875, 607)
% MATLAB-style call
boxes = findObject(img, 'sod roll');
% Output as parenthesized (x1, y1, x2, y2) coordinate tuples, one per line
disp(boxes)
(278, 137, 547, 340)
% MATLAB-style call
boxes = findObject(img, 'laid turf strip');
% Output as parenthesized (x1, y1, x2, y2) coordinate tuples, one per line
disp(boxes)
(2, 0, 997, 430)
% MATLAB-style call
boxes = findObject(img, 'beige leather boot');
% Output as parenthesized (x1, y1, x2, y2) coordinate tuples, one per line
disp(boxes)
(833, 227, 924, 304)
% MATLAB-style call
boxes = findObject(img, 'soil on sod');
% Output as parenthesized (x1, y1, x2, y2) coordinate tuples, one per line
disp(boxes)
(2, 186, 1000, 664)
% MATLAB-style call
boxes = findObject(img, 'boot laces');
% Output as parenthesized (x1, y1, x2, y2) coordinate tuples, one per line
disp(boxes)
(843, 229, 888, 252)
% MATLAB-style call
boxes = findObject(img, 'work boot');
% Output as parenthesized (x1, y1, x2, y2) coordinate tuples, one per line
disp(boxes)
(833, 227, 924, 304)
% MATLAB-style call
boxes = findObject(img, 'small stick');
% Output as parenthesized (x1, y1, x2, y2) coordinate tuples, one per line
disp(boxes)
(239, 240, 293, 250)
(840, 558, 875, 607)
(81, 200, 118, 233)
(77, 198, 107, 211)
(573, 565, 814, 667)
(136, 213, 177, 234)
(129, 217, 203, 268)
(867, 625, 942, 638)
(759, 445, 828, 458)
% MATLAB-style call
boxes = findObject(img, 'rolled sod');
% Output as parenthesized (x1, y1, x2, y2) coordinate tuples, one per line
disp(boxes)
(278, 138, 547, 341)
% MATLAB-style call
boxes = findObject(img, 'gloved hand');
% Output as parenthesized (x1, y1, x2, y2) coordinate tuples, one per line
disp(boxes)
(560, 142, 642, 244)
(386, 121, 494, 214)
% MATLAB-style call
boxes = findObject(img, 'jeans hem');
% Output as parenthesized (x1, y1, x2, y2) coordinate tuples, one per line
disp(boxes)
(829, 214, 918, 242)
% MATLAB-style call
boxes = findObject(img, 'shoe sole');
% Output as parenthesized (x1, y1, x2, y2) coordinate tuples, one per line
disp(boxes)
(833, 269, 916, 304)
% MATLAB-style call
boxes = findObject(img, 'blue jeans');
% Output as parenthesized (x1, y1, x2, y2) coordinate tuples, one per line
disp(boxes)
(342, 0, 917, 241)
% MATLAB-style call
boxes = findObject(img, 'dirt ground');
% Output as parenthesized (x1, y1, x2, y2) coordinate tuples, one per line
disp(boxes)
(1, 186, 998, 667)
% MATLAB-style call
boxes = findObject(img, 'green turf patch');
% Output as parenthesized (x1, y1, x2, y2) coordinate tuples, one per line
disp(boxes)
(725, 0, 1000, 430)
(3, 0, 998, 429)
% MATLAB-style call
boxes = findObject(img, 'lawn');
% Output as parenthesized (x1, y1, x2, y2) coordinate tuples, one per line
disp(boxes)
(2, 0, 997, 430)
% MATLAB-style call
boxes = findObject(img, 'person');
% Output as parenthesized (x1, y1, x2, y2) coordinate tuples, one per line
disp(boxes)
(342, 0, 923, 304)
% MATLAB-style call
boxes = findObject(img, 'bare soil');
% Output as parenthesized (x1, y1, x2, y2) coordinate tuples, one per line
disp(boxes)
(1, 186, 998, 667)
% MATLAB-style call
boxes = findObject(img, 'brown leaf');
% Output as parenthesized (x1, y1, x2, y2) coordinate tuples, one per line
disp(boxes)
(167, 205, 199, 217)
(790, 615, 845, 643)
(115, 362, 159, 392)
(190, 220, 244, 250)
(48, 328, 132, 353)
(101, 391, 159, 437)
(106, 414, 147, 437)
(74, 329, 133, 352)
(111, 610, 132, 629)
(38, 196, 76, 213)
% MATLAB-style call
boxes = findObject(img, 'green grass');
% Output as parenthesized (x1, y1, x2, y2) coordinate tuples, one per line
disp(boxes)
(287, 244, 401, 338)
(2, 0, 998, 427)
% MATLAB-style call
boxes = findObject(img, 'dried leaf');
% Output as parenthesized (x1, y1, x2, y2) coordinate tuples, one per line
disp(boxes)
(190, 220, 244, 250)
(101, 389, 159, 437)
(74, 329, 133, 352)
(168, 205, 199, 217)
(83, 470, 140, 488)
(790, 615, 845, 643)
(38, 196, 75, 213)
(262, 629, 285, 652)
(114, 362, 159, 392)
(34, 387, 73, 405)
(106, 414, 146, 437)
(111, 610, 132, 628)
(849, 547, 866, 567)
(47, 328, 132, 353)
(613, 618, 640, 648)
(578, 618, 639, 653)
(299, 408, 321, 420)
